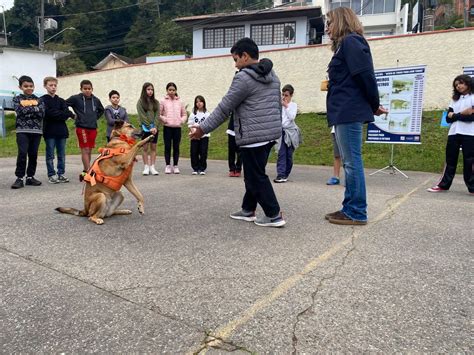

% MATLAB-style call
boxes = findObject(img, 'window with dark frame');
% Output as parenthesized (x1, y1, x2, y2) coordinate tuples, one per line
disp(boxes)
(250, 22, 296, 46)
(203, 26, 245, 49)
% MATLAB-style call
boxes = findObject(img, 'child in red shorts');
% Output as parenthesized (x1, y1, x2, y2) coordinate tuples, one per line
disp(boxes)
(66, 80, 104, 180)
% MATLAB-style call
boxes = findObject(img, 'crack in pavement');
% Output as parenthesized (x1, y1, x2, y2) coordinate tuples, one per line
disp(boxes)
(0, 247, 204, 333)
(290, 179, 431, 353)
(192, 332, 254, 354)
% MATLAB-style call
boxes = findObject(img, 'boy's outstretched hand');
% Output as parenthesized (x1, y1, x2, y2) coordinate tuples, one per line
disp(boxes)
(189, 124, 204, 140)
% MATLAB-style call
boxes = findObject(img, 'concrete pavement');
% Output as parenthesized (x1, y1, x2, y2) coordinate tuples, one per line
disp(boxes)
(1, 155, 472, 353)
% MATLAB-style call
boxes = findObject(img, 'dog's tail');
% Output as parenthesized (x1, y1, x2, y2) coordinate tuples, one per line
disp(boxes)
(55, 207, 87, 216)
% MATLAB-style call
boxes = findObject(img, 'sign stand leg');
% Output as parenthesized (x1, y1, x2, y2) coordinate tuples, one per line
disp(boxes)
(369, 144, 408, 178)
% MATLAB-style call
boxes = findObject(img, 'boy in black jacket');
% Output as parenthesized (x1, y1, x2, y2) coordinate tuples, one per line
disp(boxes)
(42, 76, 75, 184)
(66, 79, 104, 181)
(11, 76, 45, 189)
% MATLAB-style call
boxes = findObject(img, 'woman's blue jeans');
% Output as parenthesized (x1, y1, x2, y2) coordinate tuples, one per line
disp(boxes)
(45, 138, 67, 177)
(334, 122, 368, 221)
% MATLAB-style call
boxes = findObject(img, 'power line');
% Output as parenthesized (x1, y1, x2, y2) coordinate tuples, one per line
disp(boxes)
(46, 0, 155, 18)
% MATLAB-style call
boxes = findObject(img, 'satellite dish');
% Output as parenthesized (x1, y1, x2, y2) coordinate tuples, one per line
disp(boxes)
(284, 26, 295, 41)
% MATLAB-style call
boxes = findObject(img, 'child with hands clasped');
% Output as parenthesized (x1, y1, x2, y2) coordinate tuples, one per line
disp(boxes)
(160, 82, 187, 174)
(274, 84, 300, 183)
(11, 75, 45, 189)
(137, 82, 160, 176)
(428, 74, 474, 195)
(187, 95, 210, 175)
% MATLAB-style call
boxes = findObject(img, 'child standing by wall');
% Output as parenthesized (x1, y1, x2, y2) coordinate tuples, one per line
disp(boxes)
(66, 79, 104, 181)
(226, 113, 242, 177)
(187, 95, 210, 175)
(274, 84, 300, 183)
(105, 90, 129, 142)
(428, 74, 474, 194)
(11, 75, 45, 189)
(326, 126, 342, 185)
(42, 76, 75, 184)
(137, 82, 160, 175)
(160, 82, 187, 174)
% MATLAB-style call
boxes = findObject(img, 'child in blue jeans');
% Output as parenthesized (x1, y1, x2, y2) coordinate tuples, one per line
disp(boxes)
(42, 76, 75, 184)
(274, 84, 300, 183)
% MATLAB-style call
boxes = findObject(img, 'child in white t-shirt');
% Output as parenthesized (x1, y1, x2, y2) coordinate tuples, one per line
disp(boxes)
(188, 95, 210, 175)
(428, 74, 474, 194)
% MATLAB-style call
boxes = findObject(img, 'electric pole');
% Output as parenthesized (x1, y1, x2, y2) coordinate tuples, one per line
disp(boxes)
(464, 0, 469, 28)
(39, 0, 45, 51)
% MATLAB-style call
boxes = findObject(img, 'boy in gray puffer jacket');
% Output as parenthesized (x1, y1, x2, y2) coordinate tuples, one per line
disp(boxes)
(190, 38, 285, 228)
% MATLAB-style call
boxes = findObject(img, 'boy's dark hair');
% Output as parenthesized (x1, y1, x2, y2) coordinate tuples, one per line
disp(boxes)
(193, 95, 207, 115)
(19, 75, 34, 86)
(452, 74, 472, 101)
(109, 90, 120, 98)
(282, 84, 294, 95)
(230, 37, 259, 60)
(140, 82, 159, 112)
(80, 79, 93, 89)
(166, 82, 178, 97)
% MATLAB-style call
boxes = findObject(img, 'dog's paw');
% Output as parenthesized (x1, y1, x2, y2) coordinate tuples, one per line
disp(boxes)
(138, 203, 145, 214)
(89, 217, 104, 225)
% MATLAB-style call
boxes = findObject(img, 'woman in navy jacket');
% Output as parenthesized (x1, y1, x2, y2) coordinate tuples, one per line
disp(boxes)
(324, 7, 388, 225)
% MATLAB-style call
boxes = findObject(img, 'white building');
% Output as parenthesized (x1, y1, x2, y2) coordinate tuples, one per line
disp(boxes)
(174, 0, 409, 58)
(0, 47, 67, 109)
(174, 5, 325, 58)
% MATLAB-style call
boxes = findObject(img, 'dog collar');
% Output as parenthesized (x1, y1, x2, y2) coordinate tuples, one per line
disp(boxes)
(118, 134, 136, 145)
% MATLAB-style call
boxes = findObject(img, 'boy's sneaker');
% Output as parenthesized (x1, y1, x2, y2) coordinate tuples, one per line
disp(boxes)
(25, 177, 42, 186)
(234, 171, 241, 177)
(48, 175, 59, 184)
(192, 171, 198, 175)
(230, 209, 256, 222)
(326, 176, 340, 185)
(427, 185, 448, 193)
(149, 165, 159, 175)
(228, 171, 235, 177)
(328, 212, 367, 226)
(274, 176, 287, 183)
(11, 178, 24, 189)
(57, 175, 70, 183)
(165, 165, 173, 174)
(325, 210, 345, 220)
(142, 165, 150, 175)
(199, 171, 206, 175)
(173, 166, 180, 174)
(79, 171, 87, 182)
(254, 213, 286, 227)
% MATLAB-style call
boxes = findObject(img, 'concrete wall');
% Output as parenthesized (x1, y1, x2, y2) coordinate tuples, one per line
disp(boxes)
(57, 28, 474, 115)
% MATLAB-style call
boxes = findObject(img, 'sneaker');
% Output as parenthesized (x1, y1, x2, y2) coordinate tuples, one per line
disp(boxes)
(142, 165, 150, 175)
(11, 178, 24, 189)
(25, 177, 42, 186)
(254, 213, 286, 227)
(427, 185, 448, 193)
(228, 171, 235, 177)
(273, 176, 288, 183)
(79, 171, 87, 182)
(165, 165, 173, 174)
(199, 171, 206, 175)
(234, 171, 241, 177)
(328, 212, 367, 226)
(324, 210, 345, 220)
(57, 175, 70, 183)
(192, 171, 198, 175)
(230, 209, 256, 222)
(48, 175, 59, 184)
(149, 165, 159, 175)
(326, 176, 340, 185)
(173, 166, 180, 174)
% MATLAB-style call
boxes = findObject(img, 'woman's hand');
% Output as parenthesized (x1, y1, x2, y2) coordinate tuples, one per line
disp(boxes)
(374, 106, 389, 116)
(150, 127, 157, 135)
(447, 112, 454, 119)
(189, 124, 204, 140)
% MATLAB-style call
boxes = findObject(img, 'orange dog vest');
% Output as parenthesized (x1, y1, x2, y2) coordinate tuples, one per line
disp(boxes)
(83, 142, 134, 191)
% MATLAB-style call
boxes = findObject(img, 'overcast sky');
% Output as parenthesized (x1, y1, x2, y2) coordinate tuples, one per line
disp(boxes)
(1, 0, 14, 11)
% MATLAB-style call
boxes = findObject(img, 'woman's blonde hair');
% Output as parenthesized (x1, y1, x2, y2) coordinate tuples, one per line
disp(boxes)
(326, 7, 364, 52)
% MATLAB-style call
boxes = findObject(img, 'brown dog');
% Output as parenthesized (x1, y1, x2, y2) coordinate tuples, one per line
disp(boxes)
(56, 121, 153, 225)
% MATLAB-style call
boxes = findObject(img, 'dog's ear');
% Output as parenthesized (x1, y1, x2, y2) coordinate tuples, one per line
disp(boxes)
(114, 120, 125, 130)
